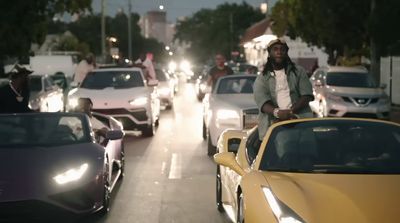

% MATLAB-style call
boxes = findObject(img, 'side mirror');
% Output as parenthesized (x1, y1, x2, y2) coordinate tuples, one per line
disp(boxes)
(214, 152, 245, 176)
(106, 130, 124, 140)
(380, 83, 387, 89)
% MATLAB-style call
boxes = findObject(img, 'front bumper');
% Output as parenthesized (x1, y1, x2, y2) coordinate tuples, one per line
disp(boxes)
(93, 108, 150, 130)
(326, 101, 391, 119)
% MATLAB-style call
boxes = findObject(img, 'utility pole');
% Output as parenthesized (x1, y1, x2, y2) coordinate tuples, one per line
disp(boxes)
(229, 13, 233, 58)
(128, 0, 133, 61)
(101, 0, 106, 63)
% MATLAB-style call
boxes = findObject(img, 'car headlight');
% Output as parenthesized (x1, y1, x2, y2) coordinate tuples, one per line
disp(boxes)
(262, 187, 304, 223)
(159, 87, 171, 96)
(216, 109, 240, 127)
(53, 163, 89, 185)
(129, 97, 148, 106)
(326, 94, 343, 103)
(68, 98, 78, 109)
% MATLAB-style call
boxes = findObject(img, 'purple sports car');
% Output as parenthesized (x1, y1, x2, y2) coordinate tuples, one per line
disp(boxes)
(0, 112, 125, 220)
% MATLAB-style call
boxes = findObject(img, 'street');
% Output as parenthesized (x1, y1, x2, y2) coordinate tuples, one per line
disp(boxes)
(76, 82, 229, 223)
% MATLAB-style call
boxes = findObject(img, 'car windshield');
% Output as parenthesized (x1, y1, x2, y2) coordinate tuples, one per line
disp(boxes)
(260, 120, 400, 174)
(81, 70, 144, 89)
(326, 72, 378, 88)
(0, 114, 91, 147)
(29, 76, 42, 92)
(216, 76, 256, 94)
(155, 69, 168, 81)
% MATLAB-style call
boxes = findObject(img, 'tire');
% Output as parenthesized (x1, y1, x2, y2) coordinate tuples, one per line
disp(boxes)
(237, 193, 245, 223)
(202, 121, 207, 140)
(216, 165, 224, 212)
(99, 160, 111, 215)
(142, 121, 155, 137)
(207, 131, 216, 156)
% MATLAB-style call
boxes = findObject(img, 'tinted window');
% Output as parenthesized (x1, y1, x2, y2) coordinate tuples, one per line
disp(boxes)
(29, 77, 42, 91)
(326, 72, 377, 88)
(0, 114, 91, 147)
(81, 71, 144, 89)
(260, 120, 400, 174)
(216, 76, 256, 94)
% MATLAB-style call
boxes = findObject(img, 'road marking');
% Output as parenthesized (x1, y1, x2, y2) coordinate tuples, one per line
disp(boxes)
(168, 153, 182, 179)
(161, 161, 167, 175)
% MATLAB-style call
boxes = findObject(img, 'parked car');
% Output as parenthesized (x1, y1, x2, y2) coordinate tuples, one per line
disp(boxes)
(310, 66, 391, 119)
(155, 68, 174, 109)
(203, 74, 258, 155)
(29, 74, 65, 112)
(68, 67, 160, 137)
(214, 118, 400, 223)
(0, 112, 124, 218)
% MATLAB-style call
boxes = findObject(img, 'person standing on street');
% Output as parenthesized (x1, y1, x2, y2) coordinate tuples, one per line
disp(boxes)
(73, 53, 96, 85)
(253, 38, 314, 140)
(0, 64, 33, 113)
(206, 53, 234, 87)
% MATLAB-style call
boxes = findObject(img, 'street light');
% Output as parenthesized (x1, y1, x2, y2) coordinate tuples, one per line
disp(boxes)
(169, 52, 174, 56)
(159, 5, 164, 10)
(165, 46, 170, 51)
(108, 37, 117, 43)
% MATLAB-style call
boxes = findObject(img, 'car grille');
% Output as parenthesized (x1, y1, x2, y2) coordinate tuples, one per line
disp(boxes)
(343, 113, 378, 119)
(243, 108, 259, 129)
(93, 108, 148, 122)
(342, 97, 379, 106)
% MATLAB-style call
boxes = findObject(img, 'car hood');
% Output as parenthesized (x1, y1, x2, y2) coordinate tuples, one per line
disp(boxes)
(263, 172, 400, 223)
(211, 94, 256, 110)
(326, 86, 385, 98)
(71, 87, 149, 109)
(0, 143, 104, 202)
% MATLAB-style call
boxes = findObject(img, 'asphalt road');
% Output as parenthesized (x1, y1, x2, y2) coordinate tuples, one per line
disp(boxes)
(76, 81, 230, 223)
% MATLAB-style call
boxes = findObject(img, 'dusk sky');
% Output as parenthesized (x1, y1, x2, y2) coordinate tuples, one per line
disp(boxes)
(92, 0, 278, 22)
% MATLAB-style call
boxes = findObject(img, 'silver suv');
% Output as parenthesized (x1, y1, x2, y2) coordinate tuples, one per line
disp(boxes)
(309, 66, 390, 119)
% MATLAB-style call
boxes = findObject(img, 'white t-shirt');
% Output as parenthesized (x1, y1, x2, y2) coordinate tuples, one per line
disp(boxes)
(74, 60, 94, 84)
(90, 116, 107, 131)
(135, 58, 158, 85)
(274, 69, 292, 109)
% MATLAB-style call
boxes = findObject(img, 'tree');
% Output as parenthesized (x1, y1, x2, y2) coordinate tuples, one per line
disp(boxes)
(0, 0, 91, 60)
(174, 2, 264, 63)
(270, 0, 400, 82)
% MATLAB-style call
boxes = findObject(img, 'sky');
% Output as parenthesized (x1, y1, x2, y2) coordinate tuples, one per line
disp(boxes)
(92, 0, 277, 22)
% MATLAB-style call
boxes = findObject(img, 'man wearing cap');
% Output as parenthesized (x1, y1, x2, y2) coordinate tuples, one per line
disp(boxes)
(253, 38, 314, 139)
(0, 64, 33, 113)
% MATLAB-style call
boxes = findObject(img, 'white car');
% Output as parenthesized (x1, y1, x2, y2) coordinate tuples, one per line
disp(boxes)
(203, 74, 258, 156)
(68, 67, 160, 137)
(310, 66, 391, 119)
(155, 68, 174, 109)
(29, 74, 65, 112)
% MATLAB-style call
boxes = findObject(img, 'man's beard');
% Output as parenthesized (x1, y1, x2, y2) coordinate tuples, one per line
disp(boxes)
(271, 58, 287, 70)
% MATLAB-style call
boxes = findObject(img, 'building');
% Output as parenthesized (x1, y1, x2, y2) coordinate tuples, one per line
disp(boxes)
(141, 10, 174, 45)
(240, 18, 328, 74)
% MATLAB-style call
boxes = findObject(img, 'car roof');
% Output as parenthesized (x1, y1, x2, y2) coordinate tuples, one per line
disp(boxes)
(319, 66, 368, 73)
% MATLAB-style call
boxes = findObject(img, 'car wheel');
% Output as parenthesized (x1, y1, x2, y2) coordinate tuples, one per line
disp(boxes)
(207, 131, 216, 156)
(100, 159, 111, 215)
(216, 165, 224, 212)
(202, 121, 207, 140)
(237, 193, 245, 223)
(142, 121, 156, 137)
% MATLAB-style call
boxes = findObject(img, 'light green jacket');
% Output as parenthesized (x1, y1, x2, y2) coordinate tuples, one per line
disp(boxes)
(253, 64, 313, 139)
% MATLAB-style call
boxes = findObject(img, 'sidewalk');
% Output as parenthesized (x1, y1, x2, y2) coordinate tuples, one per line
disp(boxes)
(390, 105, 400, 123)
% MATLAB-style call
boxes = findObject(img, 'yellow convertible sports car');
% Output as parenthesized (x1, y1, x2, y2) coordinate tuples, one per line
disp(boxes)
(214, 118, 400, 223)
